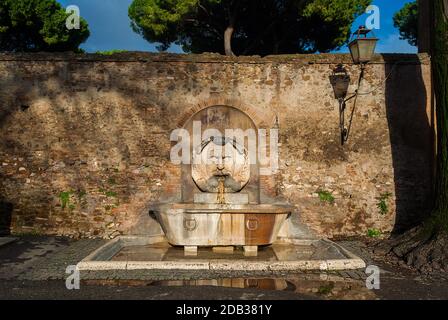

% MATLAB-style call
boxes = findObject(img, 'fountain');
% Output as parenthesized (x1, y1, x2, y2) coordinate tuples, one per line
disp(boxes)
(151, 105, 293, 256)
(77, 106, 366, 272)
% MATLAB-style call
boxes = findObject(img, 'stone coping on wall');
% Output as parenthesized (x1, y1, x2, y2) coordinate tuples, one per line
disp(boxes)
(0, 52, 430, 65)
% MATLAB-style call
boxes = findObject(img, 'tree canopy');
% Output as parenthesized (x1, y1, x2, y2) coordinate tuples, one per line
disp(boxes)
(0, 0, 90, 52)
(128, 0, 371, 56)
(393, 0, 418, 46)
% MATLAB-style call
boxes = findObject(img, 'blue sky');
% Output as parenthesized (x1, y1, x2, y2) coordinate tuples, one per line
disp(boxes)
(58, 0, 417, 54)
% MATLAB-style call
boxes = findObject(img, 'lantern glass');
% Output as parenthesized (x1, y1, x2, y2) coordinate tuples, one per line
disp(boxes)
(349, 38, 378, 64)
(332, 76, 350, 99)
(329, 65, 350, 99)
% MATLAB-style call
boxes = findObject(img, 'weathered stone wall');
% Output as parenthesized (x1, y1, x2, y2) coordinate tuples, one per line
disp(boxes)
(0, 52, 433, 238)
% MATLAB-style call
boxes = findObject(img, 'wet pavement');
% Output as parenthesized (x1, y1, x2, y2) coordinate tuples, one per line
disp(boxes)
(1, 236, 448, 300)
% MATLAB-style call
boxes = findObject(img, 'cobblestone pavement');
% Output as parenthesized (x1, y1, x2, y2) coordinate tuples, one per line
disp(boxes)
(0, 236, 105, 280)
(0, 236, 447, 300)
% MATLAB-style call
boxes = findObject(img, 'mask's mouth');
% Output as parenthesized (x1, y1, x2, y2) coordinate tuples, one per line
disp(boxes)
(213, 170, 230, 177)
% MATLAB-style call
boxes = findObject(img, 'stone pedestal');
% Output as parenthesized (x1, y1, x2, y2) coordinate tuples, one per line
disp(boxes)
(243, 245, 258, 257)
(184, 246, 198, 256)
(212, 246, 234, 253)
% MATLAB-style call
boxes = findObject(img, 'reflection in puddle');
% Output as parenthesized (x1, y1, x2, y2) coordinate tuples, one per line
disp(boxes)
(82, 275, 377, 300)
(83, 278, 295, 292)
(110, 241, 347, 262)
(151, 278, 296, 291)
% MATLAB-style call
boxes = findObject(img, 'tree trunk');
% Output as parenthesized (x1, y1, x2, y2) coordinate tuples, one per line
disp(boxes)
(431, 0, 448, 232)
(224, 25, 235, 56)
(376, 0, 448, 273)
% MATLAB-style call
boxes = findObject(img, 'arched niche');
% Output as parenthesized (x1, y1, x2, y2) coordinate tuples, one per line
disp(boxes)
(181, 105, 260, 204)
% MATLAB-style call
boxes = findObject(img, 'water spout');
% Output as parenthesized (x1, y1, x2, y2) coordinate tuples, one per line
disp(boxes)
(217, 177, 226, 204)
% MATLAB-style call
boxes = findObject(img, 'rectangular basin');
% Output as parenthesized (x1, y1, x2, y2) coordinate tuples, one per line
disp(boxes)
(151, 203, 292, 247)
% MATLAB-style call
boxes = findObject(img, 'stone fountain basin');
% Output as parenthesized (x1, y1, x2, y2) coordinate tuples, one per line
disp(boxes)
(151, 203, 293, 247)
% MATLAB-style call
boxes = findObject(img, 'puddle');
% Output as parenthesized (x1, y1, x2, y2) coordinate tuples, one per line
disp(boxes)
(83, 278, 296, 292)
(81, 275, 376, 299)
(78, 236, 366, 272)
(110, 241, 347, 262)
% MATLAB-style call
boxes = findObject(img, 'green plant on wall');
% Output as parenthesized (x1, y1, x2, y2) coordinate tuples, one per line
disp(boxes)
(317, 190, 335, 204)
(98, 188, 117, 197)
(95, 49, 127, 55)
(367, 228, 382, 238)
(105, 191, 117, 198)
(99, 188, 119, 210)
(317, 282, 335, 295)
(58, 191, 73, 209)
(377, 192, 392, 215)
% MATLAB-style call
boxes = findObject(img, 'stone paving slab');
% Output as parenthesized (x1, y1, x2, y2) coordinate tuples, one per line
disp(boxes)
(0, 236, 106, 280)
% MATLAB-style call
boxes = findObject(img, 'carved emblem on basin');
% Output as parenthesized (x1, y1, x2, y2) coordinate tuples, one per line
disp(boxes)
(183, 217, 197, 231)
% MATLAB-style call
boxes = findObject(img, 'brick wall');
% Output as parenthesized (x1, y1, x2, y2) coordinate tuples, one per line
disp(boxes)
(0, 52, 433, 238)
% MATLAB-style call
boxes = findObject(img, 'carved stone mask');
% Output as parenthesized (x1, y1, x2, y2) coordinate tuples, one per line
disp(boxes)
(192, 136, 250, 193)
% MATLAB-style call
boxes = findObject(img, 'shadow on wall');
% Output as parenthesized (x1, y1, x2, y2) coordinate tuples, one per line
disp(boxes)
(0, 198, 13, 235)
(383, 54, 434, 234)
(0, 54, 176, 237)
